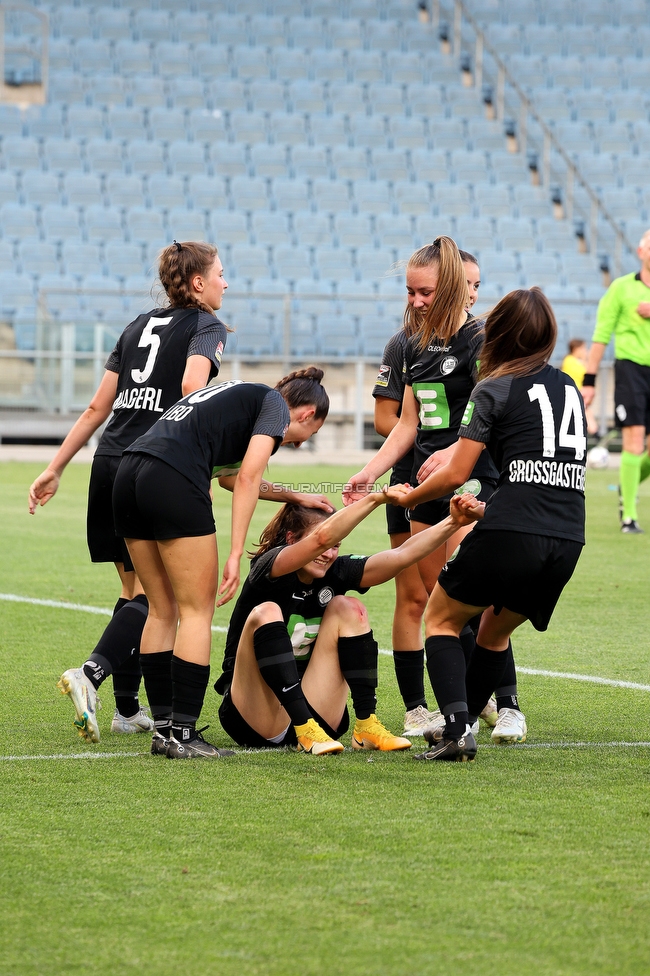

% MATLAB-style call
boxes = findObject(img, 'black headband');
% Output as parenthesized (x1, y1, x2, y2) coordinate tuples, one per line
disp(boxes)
(432, 238, 441, 247)
(173, 240, 182, 252)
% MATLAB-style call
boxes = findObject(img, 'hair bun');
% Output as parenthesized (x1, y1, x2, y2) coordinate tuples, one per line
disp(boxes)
(278, 365, 324, 386)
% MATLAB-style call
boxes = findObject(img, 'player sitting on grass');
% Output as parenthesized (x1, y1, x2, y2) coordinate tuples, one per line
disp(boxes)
(214, 487, 483, 755)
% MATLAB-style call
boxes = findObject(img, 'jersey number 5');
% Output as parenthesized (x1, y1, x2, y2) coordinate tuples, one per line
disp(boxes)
(528, 383, 586, 460)
(131, 316, 172, 384)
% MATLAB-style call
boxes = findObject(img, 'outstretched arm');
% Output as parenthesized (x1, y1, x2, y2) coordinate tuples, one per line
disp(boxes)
(269, 487, 409, 578)
(388, 437, 484, 510)
(28, 369, 118, 514)
(360, 493, 484, 587)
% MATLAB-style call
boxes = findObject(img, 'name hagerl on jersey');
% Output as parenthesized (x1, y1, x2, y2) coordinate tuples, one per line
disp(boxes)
(112, 386, 165, 412)
(508, 458, 586, 490)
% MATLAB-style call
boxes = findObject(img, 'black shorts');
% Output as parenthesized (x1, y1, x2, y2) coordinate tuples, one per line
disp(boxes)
(113, 452, 215, 541)
(410, 478, 497, 527)
(438, 528, 583, 632)
(614, 359, 650, 429)
(218, 686, 350, 748)
(386, 455, 414, 536)
(87, 454, 134, 571)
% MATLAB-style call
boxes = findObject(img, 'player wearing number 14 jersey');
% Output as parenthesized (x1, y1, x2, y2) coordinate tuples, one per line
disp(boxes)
(386, 287, 586, 761)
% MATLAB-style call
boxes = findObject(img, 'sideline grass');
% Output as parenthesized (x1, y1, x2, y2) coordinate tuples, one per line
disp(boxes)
(1, 461, 649, 976)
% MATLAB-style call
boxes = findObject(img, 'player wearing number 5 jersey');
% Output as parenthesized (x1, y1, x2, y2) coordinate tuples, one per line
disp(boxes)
(386, 287, 586, 761)
(28, 242, 228, 743)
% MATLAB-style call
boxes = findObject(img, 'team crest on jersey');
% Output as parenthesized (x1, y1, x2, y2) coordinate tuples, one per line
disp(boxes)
(375, 364, 391, 387)
(318, 586, 334, 606)
(215, 341, 224, 363)
(440, 356, 458, 375)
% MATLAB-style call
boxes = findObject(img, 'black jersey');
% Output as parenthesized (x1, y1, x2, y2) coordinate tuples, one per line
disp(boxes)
(372, 328, 415, 478)
(215, 545, 370, 693)
(97, 307, 227, 456)
(125, 381, 289, 494)
(460, 365, 586, 543)
(404, 315, 498, 483)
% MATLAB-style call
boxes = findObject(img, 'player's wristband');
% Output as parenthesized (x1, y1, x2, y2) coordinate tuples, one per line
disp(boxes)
(582, 373, 596, 387)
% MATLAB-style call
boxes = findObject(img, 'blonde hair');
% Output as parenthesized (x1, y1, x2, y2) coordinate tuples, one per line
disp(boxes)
(157, 241, 220, 315)
(404, 236, 469, 350)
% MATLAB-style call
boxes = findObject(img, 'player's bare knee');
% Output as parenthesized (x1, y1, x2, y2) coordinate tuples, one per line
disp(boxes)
(326, 594, 368, 629)
(248, 601, 283, 629)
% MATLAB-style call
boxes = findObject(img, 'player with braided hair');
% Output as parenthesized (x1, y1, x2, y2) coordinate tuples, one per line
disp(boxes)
(112, 367, 331, 759)
(29, 241, 229, 743)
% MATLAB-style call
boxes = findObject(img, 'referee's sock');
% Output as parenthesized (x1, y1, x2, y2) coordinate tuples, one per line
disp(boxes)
(620, 450, 643, 521)
(393, 650, 427, 710)
(466, 643, 510, 720)
(140, 650, 173, 735)
(640, 451, 650, 484)
(82, 594, 149, 691)
(338, 631, 378, 720)
(494, 641, 520, 713)
(253, 621, 312, 726)
(425, 635, 468, 741)
(171, 657, 210, 742)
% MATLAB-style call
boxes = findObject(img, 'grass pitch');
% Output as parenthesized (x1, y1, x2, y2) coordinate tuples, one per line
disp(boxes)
(1, 460, 649, 976)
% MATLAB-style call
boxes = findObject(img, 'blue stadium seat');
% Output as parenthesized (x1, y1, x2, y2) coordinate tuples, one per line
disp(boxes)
(104, 241, 146, 278)
(293, 211, 332, 246)
(63, 171, 103, 208)
(319, 314, 360, 356)
(375, 212, 415, 249)
(42, 137, 84, 174)
(85, 204, 125, 243)
(93, 7, 132, 42)
(331, 146, 369, 180)
(230, 175, 270, 211)
(371, 147, 410, 182)
(251, 211, 291, 245)
(0, 202, 38, 239)
(249, 15, 288, 48)
(229, 109, 269, 145)
(87, 76, 130, 107)
(167, 78, 207, 110)
(48, 71, 86, 105)
(230, 243, 271, 279)
(24, 105, 64, 140)
(454, 214, 494, 252)
(133, 9, 173, 43)
(286, 16, 322, 49)
(347, 50, 384, 84)
(309, 111, 348, 146)
(314, 245, 355, 281)
(213, 14, 251, 47)
(193, 43, 231, 81)
(325, 17, 364, 50)
(21, 171, 61, 207)
(188, 108, 228, 143)
(154, 41, 193, 79)
(348, 113, 389, 149)
(230, 44, 272, 82)
(290, 145, 329, 178)
(130, 77, 167, 108)
(19, 239, 59, 277)
(310, 49, 348, 83)
(250, 143, 288, 179)
(148, 107, 187, 143)
(126, 207, 166, 245)
(356, 245, 395, 282)
(167, 207, 209, 241)
(272, 176, 311, 212)
(105, 106, 146, 141)
(495, 215, 538, 250)
(212, 142, 249, 178)
(268, 110, 308, 146)
(248, 80, 288, 113)
(0, 172, 18, 206)
(272, 244, 313, 280)
(334, 212, 373, 247)
(209, 209, 249, 246)
(188, 174, 229, 211)
(48, 38, 74, 74)
(311, 177, 352, 212)
(385, 50, 425, 86)
(536, 217, 578, 251)
(512, 184, 553, 219)
(2, 136, 41, 171)
(40, 204, 82, 241)
(147, 172, 186, 209)
(288, 80, 327, 114)
(86, 138, 126, 174)
(352, 178, 392, 214)
(62, 240, 103, 277)
(53, 5, 92, 41)
(0, 104, 24, 138)
(328, 82, 364, 116)
(365, 84, 404, 117)
(73, 39, 113, 76)
(105, 171, 147, 209)
(169, 140, 208, 175)
(472, 181, 512, 219)
(392, 179, 433, 216)
(125, 138, 165, 175)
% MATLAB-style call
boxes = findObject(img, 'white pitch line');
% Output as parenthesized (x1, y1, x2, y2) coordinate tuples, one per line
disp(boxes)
(1, 742, 649, 761)
(0, 592, 229, 632)
(2, 593, 648, 689)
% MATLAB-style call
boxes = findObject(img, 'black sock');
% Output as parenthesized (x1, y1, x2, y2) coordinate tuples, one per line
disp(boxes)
(253, 621, 312, 726)
(140, 650, 173, 732)
(495, 641, 519, 711)
(110, 595, 148, 715)
(459, 624, 476, 667)
(113, 597, 129, 615)
(171, 657, 210, 741)
(466, 643, 510, 718)
(393, 649, 427, 710)
(82, 594, 149, 690)
(425, 635, 468, 740)
(338, 632, 378, 720)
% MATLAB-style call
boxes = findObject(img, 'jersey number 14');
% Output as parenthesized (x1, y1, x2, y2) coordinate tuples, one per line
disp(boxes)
(528, 383, 586, 460)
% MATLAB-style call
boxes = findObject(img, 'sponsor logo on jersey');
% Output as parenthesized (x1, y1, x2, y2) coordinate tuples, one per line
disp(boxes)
(215, 341, 224, 363)
(508, 458, 586, 491)
(427, 344, 452, 353)
(318, 586, 334, 606)
(375, 364, 391, 387)
(461, 400, 475, 426)
(112, 387, 164, 412)
(440, 356, 458, 375)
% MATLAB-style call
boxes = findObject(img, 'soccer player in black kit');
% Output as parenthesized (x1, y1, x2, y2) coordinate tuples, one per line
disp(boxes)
(214, 488, 482, 756)
(29, 241, 229, 743)
(386, 287, 587, 761)
(112, 368, 330, 759)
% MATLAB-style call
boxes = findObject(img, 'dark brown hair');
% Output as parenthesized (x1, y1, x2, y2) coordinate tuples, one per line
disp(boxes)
(479, 287, 557, 381)
(275, 365, 329, 421)
(459, 249, 479, 266)
(251, 504, 333, 558)
(568, 337, 586, 354)
(157, 241, 221, 316)
(404, 236, 469, 348)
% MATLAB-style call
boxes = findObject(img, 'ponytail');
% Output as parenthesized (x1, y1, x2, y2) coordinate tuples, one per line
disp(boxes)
(275, 365, 329, 421)
(403, 236, 469, 350)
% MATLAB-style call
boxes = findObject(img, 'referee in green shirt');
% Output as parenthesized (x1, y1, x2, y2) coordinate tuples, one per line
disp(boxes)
(582, 230, 650, 532)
